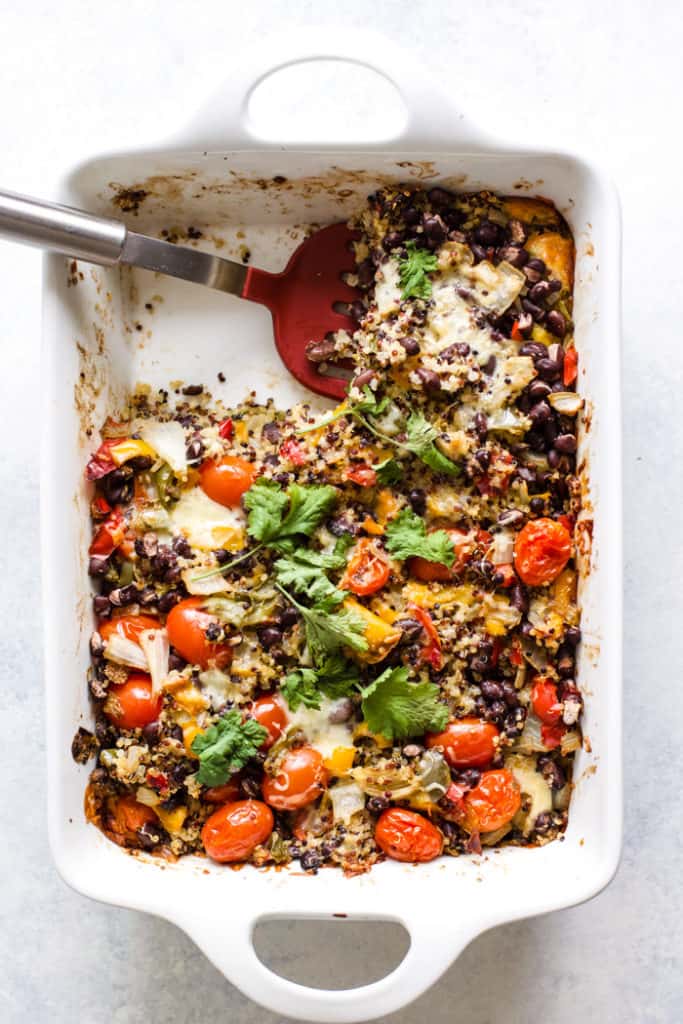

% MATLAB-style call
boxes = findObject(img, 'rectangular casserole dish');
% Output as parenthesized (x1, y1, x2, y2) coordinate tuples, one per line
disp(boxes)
(42, 30, 622, 1023)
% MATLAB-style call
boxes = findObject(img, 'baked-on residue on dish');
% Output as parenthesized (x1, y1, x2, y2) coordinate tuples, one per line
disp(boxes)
(73, 186, 583, 873)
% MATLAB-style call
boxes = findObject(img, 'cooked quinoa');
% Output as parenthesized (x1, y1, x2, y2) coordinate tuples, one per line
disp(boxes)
(75, 185, 583, 873)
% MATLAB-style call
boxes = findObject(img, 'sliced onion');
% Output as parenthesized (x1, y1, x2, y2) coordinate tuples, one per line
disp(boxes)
(514, 713, 547, 753)
(140, 420, 188, 477)
(491, 530, 515, 565)
(561, 729, 582, 755)
(104, 633, 148, 671)
(548, 392, 583, 416)
(138, 628, 169, 696)
(135, 786, 160, 808)
(182, 566, 230, 596)
(329, 782, 365, 824)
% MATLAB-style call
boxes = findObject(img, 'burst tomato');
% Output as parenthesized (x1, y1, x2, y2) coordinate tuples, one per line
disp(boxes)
(409, 528, 475, 582)
(541, 723, 567, 749)
(105, 673, 162, 730)
(201, 800, 274, 863)
(408, 604, 442, 669)
(110, 795, 157, 840)
(99, 614, 160, 647)
(345, 463, 378, 487)
(341, 538, 390, 596)
(199, 455, 257, 507)
(426, 718, 499, 768)
(375, 808, 443, 863)
(463, 769, 521, 833)
(262, 746, 329, 811)
(513, 518, 572, 586)
(530, 677, 562, 725)
(203, 778, 242, 803)
(165, 597, 233, 669)
(250, 694, 288, 749)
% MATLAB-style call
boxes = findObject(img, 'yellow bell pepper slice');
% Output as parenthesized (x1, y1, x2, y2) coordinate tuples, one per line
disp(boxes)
(109, 438, 157, 467)
(182, 722, 202, 758)
(154, 805, 188, 834)
(324, 746, 357, 777)
(344, 597, 402, 664)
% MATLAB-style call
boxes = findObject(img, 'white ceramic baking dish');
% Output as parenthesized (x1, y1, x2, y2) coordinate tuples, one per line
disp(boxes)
(41, 30, 622, 1023)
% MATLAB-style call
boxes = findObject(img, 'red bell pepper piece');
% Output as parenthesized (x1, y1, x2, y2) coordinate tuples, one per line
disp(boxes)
(409, 604, 442, 670)
(89, 509, 125, 556)
(563, 347, 578, 387)
(218, 418, 234, 440)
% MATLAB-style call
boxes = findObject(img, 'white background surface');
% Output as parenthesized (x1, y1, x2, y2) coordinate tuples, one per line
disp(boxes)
(1, 2, 681, 1022)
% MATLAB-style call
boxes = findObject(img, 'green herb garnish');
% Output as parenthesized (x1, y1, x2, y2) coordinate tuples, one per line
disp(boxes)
(385, 508, 455, 566)
(191, 710, 268, 786)
(359, 666, 448, 741)
(397, 241, 439, 301)
(281, 655, 360, 711)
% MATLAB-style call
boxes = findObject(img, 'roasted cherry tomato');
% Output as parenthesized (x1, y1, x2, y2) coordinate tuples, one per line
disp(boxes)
(541, 723, 567, 749)
(99, 614, 160, 647)
(85, 438, 119, 480)
(426, 718, 499, 768)
(165, 597, 234, 669)
(203, 779, 243, 803)
(250, 694, 288, 749)
(409, 528, 475, 582)
(513, 518, 572, 587)
(201, 800, 274, 863)
(375, 807, 443, 863)
(345, 463, 378, 487)
(89, 509, 125, 556)
(262, 746, 329, 811)
(463, 769, 521, 833)
(109, 795, 157, 840)
(530, 677, 562, 725)
(105, 673, 163, 730)
(199, 455, 257, 507)
(279, 438, 307, 466)
(409, 604, 442, 669)
(341, 538, 391, 596)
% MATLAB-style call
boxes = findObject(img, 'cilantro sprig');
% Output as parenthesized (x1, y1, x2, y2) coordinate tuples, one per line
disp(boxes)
(359, 666, 448, 741)
(273, 536, 352, 606)
(191, 710, 268, 786)
(275, 582, 367, 664)
(397, 241, 439, 301)
(282, 655, 360, 711)
(385, 508, 455, 567)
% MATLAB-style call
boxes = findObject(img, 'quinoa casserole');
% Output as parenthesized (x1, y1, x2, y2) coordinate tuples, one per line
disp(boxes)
(73, 185, 585, 874)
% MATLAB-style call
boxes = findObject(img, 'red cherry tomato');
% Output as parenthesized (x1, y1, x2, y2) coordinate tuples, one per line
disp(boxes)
(105, 673, 163, 730)
(89, 509, 126, 556)
(541, 723, 567, 749)
(85, 438, 119, 480)
(250, 695, 288, 749)
(99, 614, 160, 647)
(408, 604, 442, 670)
(279, 438, 307, 466)
(345, 463, 378, 487)
(341, 538, 391, 596)
(110, 795, 158, 841)
(513, 518, 572, 587)
(530, 677, 562, 725)
(409, 528, 475, 582)
(262, 746, 329, 811)
(165, 597, 234, 669)
(199, 455, 257, 507)
(375, 807, 443, 863)
(463, 769, 521, 833)
(426, 718, 499, 768)
(201, 800, 274, 863)
(203, 778, 243, 803)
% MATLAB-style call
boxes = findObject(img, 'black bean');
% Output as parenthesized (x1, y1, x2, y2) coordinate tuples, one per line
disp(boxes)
(474, 448, 490, 471)
(480, 680, 503, 701)
(399, 337, 420, 355)
(136, 532, 159, 559)
(138, 585, 158, 607)
(306, 338, 338, 363)
(395, 618, 425, 645)
(557, 653, 575, 678)
(279, 607, 299, 629)
(349, 300, 366, 321)
(534, 811, 554, 834)
(102, 468, 132, 505)
(497, 508, 525, 528)
(93, 594, 111, 617)
(528, 379, 552, 400)
(357, 259, 374, 286)
(186, 437, 204, 461)
(474, 411, 488, 441)
(486, 700, 506, 721)
(328, 513, 357, 537)
(351, 369, 377, 390)
(204, 622, 222, 642)
(501, 681, 519, 707)
(173, 536, 193, 558)
(498, 245, 527, 268)
(546, 310, 567, 338)
(529, 497, 545, 515)
(547, 449, 560, 469)
(510, 583, 529, 613)
(519, 341, 547, 360)
(422, 214, 447, 244)
(158, 590, 182, 612)
(258, 626, 282, 649)
(516, 465, 537, 485)
(543, 419, 558, 446)
(474, 220, 501, 247)
(142, 721, 162, 745)
(367, 795, 389, 814)
(182, 384, 203, 396)
(95, 719, 116, 745)
(164, 565, 181, 584)
(403, 205, 421, 225)
(529, 401, 552, 425)
(529, 281, 552, 304)
(90, 630, 105, 658)
(536, 358, 562, 382)
(470, 243, 488, 263)
(300, 850, 322, 872)
(523, 264, 543, 285)
(522, 298, 545, 320)
(457, 768, 482, 789)
(406, 490, 426, 518)
(565, 625, 582, 647)
(168, 651, 186, 671)
(504, 707, 526, 738)
(526, 430, 545, 453)
(428, 187, 452, 206)
(109, 584, 139, 607)
(555, 433, 577, 453)
(538, 756, 566, 790)
(273, 472, 291, 487)
(328, 698, 354, 724)
(241, 776, 262, 799)
(415, 368, 441, 391)
(88, 554, 109, 577)
(383, 230, 405, 251)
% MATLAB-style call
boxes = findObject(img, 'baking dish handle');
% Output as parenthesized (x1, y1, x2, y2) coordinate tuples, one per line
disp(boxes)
(186, 906, 478, 1023)
(171, 27, 490, 152)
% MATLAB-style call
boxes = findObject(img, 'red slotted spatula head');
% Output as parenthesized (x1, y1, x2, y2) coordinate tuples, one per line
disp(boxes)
(241, 223, 361, 400)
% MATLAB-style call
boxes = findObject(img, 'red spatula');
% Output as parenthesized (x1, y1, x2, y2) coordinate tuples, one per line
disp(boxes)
(0, 189, 361, 400)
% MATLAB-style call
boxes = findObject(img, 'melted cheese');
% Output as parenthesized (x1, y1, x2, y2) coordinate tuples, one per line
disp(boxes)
(374, 258, 401, 316)
(289, 699, 353, 760)
(170, 487, 246, 551)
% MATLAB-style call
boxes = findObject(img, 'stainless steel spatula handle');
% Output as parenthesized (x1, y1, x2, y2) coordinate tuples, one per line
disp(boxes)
(0, 188, 247, 294)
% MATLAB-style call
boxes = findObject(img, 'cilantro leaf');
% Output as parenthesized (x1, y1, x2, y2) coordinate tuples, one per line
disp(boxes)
(374, 457, 403, 485)
(277, 483, 338, 539)
(397, 242, 439, 301)
(404, 411, 461, 477)
(385, 508, 455, 566)
(298, 600, 367, 662)
(191, 710, 268, 786)
(244, 478, 289, 544)
(281, 668, 322, 711)
(273, 538, 352, 606)
(299, 386, 390, 435)
(359, 666, 449, 741)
